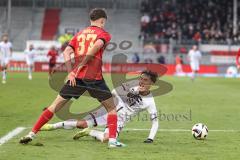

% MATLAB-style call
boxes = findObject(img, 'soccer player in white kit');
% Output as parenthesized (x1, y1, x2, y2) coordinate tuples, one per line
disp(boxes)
(0, 34, 12, 84)
(41, 70, 159, 143)
(24, 44, 35, 80)
(188, 45, 202, 81)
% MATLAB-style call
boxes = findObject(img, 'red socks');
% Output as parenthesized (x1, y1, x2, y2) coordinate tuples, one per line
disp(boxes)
(107, 114, 117, 139)
(32, 108, 54, 134)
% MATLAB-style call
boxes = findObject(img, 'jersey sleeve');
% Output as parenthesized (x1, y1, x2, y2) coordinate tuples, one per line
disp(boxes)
(98, 32, 111, 45)
(111, 83, 130, 97)
(111, 80, 138, 97)
(122, 80, 139, 91)
(9, 42, 12, 49)
(198, 51, 202, 59)
(68, 35, 77, 50)
(146, 97, 158, 140)
(147, 98, 158, 121)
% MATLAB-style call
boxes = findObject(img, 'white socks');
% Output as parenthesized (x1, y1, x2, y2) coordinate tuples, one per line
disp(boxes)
(89, 130, 104, 142)
(2, 70, 6, 80)
(108, 138, 116, 143)
(28, 67, 32, 79)
(28, 131, 36, 139)
(53, 120, 77, 130)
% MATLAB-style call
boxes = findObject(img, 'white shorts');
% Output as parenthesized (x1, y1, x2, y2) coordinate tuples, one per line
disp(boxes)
(84, 104, 126, 135)
(190, 62, 200, 71)
(0, 58, 9, 66)
(26, 59, 34, 66)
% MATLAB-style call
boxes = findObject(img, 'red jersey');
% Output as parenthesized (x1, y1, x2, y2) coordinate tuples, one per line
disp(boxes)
(175, 56, 182, 65)
(68, 26, 111, 80)
(47, 49, 58, 64)
(236, 49, 240, 66)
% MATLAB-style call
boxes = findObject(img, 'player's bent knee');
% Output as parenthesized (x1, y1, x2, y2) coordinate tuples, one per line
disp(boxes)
(48, 95, 69, 113)
(102, 133, 109, 143)
(101, 97, 116, 113)
(76, 120, 88, 129)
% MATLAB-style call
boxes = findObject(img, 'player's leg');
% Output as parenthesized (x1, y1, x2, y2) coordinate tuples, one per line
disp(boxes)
(27, 63, 33, 80)
(48, 63, 52, 75)
(191, 70, 195, 81)
(190, 63, 196, 81)
(101, 97, 118, 142)
(85, 79, 125, 147)
(41, 119, 79, 131)
(73, 106, 107, 139)
(1, 60, 8, 83)
(79, 127, 125, 146)
(179, 64, 183, 73)
(73, 128, 107, 142)
(88, 118, 125, 142)
(41, 99, 108, 131)
(176, 64, 180, 74)
(87, 81, 117, 141)
(49, 63, 55, 75)
(41, 118, 89, 131)
(191, 62, 200, 81)
(73, 106, 108, 139)
(73, 112, 126, 146)
(101, 99, 126, 147)
(19, 95, 69, 144)
(20, 78, 87, 144)
(29, 64, 33, 80)
(2, 67, 7, 84)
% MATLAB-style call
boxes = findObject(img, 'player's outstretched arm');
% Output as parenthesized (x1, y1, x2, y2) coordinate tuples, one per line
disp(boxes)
(144, 116, 158, 143)
(145, 100, 159, 143)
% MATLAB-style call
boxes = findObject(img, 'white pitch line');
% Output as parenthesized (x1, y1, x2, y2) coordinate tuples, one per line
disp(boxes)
(25, 126, 240, 132)
(121, 128, 240, 132)
(0, 127, 26, 146)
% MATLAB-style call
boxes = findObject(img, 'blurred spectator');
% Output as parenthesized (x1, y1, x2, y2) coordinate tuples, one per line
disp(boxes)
(157, 55, 165, 64)
(140, 0, 150, 13)
(143, 44, 157, 53)
(58, 31, 73, 51)
(58, 31, 73, 44)
(140, 0, 240, 44)
(141, 13, 150, 33)
(132, 53, 140, 63)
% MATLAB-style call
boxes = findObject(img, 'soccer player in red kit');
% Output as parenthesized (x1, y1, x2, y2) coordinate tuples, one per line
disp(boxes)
(47, 46, 58, 75)
(236, 49, 240, 70)
(20, 8, 125, 148)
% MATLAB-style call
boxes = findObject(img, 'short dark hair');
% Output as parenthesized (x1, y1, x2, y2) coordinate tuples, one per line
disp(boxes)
(89, 8, 107, 21)
(141, 70, 158, 83)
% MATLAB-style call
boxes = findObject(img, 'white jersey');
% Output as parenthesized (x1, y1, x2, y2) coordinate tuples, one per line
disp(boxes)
(188, 49, 202, 71)
(25, 49, 35, 65)
(113, 80, 157, 118)
(0, 41, 12, 58)
(85, 80, 159, 140)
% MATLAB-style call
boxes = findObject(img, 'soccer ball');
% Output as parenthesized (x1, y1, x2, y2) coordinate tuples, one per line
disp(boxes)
(192, 123, 208, 140)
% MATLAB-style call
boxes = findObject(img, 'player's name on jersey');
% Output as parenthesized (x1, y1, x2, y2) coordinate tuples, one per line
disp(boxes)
(83, 29, 96, 34)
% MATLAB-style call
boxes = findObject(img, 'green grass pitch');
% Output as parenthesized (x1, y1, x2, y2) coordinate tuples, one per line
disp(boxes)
(0, 73, 240, 160)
